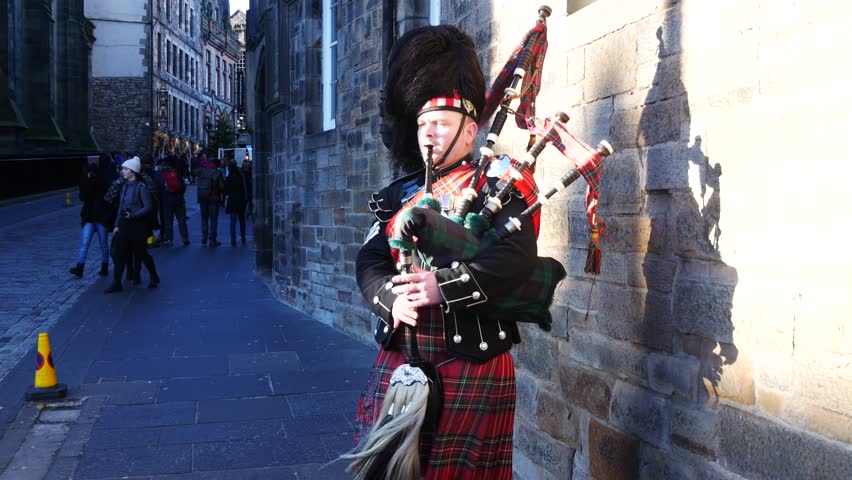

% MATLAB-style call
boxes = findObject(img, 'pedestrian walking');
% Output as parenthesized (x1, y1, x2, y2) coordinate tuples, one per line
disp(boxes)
(105, 157, 156, 293)
(134, 157, 162, 286)
(347, 26, 537, 479)
(224, 160, 248, 246)
(242, 160, 253, 219)
(155, 156, 190, 246)
(104, 172, 135, 282)
(69, 154, 117, 278)
(195, 158, 224, 246)
(178, 153, 192, 184)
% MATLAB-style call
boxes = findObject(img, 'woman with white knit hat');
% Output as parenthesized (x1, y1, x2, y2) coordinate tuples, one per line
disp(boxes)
(105, 157, 157, 292)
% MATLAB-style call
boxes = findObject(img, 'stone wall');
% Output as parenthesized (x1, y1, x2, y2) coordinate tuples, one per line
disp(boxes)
(91, 78, 150, 155)
(254, 0, 852, 478)
(441, 0, 852, 478)
(262, 0, 388, 341)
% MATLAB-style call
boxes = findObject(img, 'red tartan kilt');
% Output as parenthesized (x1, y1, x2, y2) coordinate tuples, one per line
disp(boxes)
(356, 305, 516, 479)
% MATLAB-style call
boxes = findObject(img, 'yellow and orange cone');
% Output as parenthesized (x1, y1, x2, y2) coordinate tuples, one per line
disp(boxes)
(24, 333, 67, 401)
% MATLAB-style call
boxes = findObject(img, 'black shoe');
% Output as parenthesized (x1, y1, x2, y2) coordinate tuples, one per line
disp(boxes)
(133, 276, 142, 286)
(148, 275, 160, 289)
(104, 282, 123, 294)
(210, 240, 221, 247)
(99, 263, 109, 276)
(241, 237, 246, 245)
(201, 237, 208, 245)
(231, 239, 237, 246)
(69, 263, 84, 277)
(183, 240, 190, 246)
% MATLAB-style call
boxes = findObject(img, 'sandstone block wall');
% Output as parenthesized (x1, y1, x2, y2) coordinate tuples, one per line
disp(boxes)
(257, 0, 852, 478)
(264, 0, 387, 342)
(447, 0, 852, 478)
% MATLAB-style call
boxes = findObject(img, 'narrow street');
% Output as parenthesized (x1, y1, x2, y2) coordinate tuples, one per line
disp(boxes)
(0, 190, 373, 479)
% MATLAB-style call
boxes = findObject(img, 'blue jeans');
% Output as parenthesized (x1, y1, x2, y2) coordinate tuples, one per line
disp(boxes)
(162, 202, 189, 243)
(199, 199, 220, 241)
(77, 222, 109, 264)
(230, 211, 246, 241)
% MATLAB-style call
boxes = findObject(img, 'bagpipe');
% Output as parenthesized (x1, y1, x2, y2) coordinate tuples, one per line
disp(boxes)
(386, 5, 614, 330)
(344, 6, 614, 479)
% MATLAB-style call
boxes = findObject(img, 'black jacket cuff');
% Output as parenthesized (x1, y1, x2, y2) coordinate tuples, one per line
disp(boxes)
(365, 277, 398, 347)
(435, 262, 488, 312)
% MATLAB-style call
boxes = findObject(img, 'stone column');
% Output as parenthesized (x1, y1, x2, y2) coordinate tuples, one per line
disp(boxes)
(57, 0, 97, 151)
(0, 0, 27, 142)
(21, 0, 65, 144)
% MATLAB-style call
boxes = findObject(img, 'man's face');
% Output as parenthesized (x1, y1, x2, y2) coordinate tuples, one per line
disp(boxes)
(417, 109, 477, 169)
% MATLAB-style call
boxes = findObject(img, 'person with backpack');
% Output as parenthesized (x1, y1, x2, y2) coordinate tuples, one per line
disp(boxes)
(155, 156, 190, 246)
(195, 158, 225, 246)
(105, 157, 154, 293)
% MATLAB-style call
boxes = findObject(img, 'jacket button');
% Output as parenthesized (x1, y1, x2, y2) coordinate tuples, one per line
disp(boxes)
(385, 282, 393, 290)
(451, 261, 460, 269)
(479, 342, 488, 351)
(499, 330, 507, 340)
(383, 325, 389, 333)
(453, 334, 462, 344)
(471, 291, 481, 300)
(373, 296, 379, 304)
(460, 274, 470, 283)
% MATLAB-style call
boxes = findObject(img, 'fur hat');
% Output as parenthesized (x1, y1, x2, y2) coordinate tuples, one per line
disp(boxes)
(381, 25, 486, 173)
(121, 156, 141, 174)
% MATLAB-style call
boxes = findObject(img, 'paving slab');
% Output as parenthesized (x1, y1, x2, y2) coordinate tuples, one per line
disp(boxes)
(75, 445, 193, 479)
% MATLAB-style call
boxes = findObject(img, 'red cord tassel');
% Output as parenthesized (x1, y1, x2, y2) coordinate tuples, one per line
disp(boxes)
(584, 231, 601, 274)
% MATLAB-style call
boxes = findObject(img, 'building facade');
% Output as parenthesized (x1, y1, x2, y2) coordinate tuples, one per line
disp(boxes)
(247, 0, 852, 478)
(230, 10, 248, 132)
(153, 0, 206, 158)
(0, 0, 98, 198)
(87, 1, 153, 157)
(86, 0, 204, 158)
(200, 1, 242, 146)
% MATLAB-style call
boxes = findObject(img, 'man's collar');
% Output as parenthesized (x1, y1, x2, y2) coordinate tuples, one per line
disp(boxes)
(434, 153, 473, 179)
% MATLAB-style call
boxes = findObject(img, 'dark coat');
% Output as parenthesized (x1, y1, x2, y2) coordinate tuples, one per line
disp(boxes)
(224, 169, 248, 214)
(79, 166, 116, 228)
(356, 156, 537, 363)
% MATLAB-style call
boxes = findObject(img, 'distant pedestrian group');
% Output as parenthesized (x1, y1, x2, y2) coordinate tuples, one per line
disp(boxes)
(68, 151, 252, 293)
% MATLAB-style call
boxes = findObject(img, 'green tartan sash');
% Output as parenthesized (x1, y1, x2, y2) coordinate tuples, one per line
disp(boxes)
(394, 207, 566, 330)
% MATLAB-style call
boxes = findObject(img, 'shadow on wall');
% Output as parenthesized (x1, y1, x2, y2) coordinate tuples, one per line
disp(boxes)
(637, 12, 738, 402)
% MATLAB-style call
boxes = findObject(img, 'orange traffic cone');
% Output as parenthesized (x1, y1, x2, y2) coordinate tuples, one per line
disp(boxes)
(24, 333, 67, 401)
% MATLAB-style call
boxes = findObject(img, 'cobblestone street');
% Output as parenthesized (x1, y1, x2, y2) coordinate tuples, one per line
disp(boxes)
(0, 192, 114, 385)
(0, 188, 372, 478)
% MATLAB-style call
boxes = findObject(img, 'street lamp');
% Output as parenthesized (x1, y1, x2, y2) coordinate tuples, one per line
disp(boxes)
(156, 84, 168, 130)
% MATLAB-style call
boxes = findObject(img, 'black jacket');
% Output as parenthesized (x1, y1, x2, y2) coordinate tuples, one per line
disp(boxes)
(224, 169, 248, 214)
(356, 161, 538, 363)
(78, 168, 115, 228)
